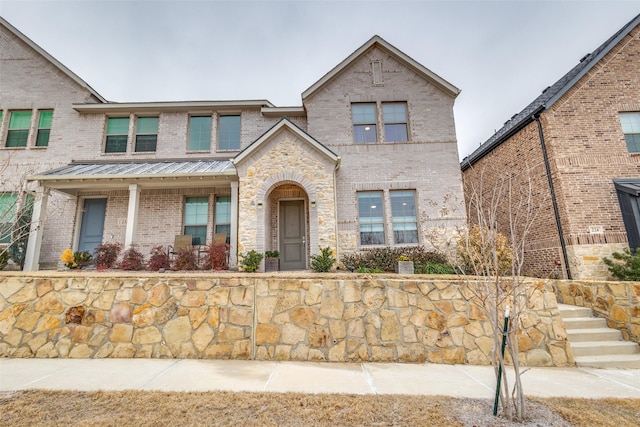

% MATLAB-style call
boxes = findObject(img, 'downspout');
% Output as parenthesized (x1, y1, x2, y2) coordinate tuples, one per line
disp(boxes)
(333, 157, 341, 266)
(534, 113, 572, 279)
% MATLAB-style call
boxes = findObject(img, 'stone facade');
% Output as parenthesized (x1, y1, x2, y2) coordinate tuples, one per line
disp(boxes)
(461, 17, 640, 280)
(553, 279, 640, 344)
(0, 272, 573, 367)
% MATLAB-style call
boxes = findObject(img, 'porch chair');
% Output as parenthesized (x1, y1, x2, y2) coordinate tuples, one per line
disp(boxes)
(168, 234, 192, 258)
(212, 232, 230, 267)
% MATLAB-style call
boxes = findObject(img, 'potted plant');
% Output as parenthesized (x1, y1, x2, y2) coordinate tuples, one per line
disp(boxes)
(395, 254, 414, 274)
(265, 250, 280, 272)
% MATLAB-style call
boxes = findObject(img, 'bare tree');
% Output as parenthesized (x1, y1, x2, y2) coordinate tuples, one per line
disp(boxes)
(457, 165, 544, 421)
(0, 155, 47, 269)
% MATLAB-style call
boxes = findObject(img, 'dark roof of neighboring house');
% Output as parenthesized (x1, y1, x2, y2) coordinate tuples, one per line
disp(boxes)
(461, 13, 640, 171)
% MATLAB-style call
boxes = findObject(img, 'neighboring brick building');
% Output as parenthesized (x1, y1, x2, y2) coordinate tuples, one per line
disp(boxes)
(0, 18, 466, 271)
(461, 14, 640, 280)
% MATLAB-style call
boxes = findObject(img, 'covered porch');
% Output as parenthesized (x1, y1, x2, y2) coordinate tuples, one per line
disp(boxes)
(23, 160, 239, 271)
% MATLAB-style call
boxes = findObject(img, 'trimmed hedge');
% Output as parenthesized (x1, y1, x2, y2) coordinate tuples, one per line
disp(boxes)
(341, 246, 451, 273)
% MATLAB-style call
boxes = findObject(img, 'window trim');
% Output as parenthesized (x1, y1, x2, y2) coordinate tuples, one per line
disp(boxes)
(184, 196, 209, 246)
(217, 114, 241, 151)
(35, 110, 53, 147)
(620, 112, 640, 153)
(352, 103, 378, 144)
(5, 110, 33, 148)
(390, 190, 418, 244)
(188, 115, 212, 152)
(104, 116, 130, 154)
(382, 102, 409, 143)
(134, 116, 159, 153)
(214, 195, 231, 243)
(357, 191, 385, 246)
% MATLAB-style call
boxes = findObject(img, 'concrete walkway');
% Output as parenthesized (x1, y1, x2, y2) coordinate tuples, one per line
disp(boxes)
(1, 359, 640, 398)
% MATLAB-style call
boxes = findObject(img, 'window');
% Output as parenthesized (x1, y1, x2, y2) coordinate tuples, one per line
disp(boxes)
(6, 111, 32, 147)
(189, 116, 211, 151)
(218, 115, 241, 150)
(620, 113, 640, 153)
(134, 117, 158, 152)
(215, 195, 231, 243)
(391, 190, 418, 244)
(352, 104, 377, 143)
(383, 103, 408, 142)
(0, 193, 17, 244)
(358, 191, 385, 245)
(105, 117, 129, 153)
(184, 196, 208, 245)
(36, 110, 53, 147)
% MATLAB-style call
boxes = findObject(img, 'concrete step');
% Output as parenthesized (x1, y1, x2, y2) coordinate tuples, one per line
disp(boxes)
(574, 354, 640, 369)
(566, 328, 622, 342)
(558, 303, 593, 318)
(563, 317, 608, 330)
(570, 340, 640, 357)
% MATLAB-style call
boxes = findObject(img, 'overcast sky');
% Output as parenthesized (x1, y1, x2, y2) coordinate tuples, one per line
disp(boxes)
(2, 0, 639, 159)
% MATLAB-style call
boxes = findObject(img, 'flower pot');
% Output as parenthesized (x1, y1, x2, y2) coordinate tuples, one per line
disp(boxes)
(395, 260, 414, 274)
(265, 257, 280, 272)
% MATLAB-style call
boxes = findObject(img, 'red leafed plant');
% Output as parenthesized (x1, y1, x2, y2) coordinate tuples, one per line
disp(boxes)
(147, 245, 171, 271)
(203, 242, 229, 270)
(118, 246, 145, 271)
(173, 247, 199, 271)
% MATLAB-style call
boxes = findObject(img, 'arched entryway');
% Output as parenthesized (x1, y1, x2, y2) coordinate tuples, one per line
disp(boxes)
(266, 183, 309, 270)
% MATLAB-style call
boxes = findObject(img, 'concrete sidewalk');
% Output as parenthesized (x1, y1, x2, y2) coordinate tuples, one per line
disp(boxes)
(1, 359, 639, 398)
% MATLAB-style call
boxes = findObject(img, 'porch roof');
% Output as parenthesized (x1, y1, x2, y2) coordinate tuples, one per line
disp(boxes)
(27, 160, 237, 195)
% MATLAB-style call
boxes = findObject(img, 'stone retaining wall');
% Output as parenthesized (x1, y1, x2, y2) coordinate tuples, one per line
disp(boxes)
(0, 273, 572, 366)
(553, 279, 640, 344)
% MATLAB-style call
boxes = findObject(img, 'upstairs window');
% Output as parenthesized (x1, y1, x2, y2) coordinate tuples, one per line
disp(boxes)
(383, 103, 408, 142)
(358, 191, 385, 245)
(36, 110, 53, 147)
(135, 117, 158, 152)
(215, 195, 231, 243)
(105, 117, 129, 153)
(184, 196, 208, 246)
(188, 116, 212, 151)
(218, 115, 241, 150)
(352, 103, 377, 143)
(6, 111, 32, 147)
(620, 112, 640, 153)
(391, 190, 418, 244)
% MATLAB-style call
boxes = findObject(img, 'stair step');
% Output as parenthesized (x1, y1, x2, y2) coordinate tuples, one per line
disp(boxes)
(574, 354, 640, 369)
(563, 317, 608, 329)
(558, 303, 593, 318)
(566, 328, 622, 342)
(570, 341, 640, 356)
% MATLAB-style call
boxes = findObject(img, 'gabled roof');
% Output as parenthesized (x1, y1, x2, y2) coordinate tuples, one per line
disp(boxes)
(302, 35, 460, 100)
(461, 13, 640, 170)
(0, 17, 107, 103)
(232, 117, 340, 166)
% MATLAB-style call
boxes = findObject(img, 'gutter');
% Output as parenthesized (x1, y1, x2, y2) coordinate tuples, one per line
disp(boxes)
(534, 113, 572, 279)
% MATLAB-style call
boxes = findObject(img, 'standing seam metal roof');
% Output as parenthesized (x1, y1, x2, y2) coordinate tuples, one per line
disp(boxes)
(34, 160, 235, 178)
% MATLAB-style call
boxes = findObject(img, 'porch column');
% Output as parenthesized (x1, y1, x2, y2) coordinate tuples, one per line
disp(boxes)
(229, 180, 239, 268)
(124, 184, 140, 248)
(23, 185, 49, 271)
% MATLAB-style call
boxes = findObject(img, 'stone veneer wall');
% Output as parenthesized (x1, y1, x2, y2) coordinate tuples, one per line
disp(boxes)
(0, 273, 572, 366)
(553, 279, 640, 344)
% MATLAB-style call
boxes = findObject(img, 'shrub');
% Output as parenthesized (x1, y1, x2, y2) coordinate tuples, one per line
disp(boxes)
(0, 250, 10, 270)
(118, 247, 145, 271)
(265, 250, 280, 258)
(173, 247, 199, 271)
(355, 267, 384, 273)
(93, 242, 122, 269)
(603, 248, 640, 281)
(60, 248, 92, 269)
(456, 224, 513, 275)
(415, 262, 456, 275)
(341, 246, 450, 272)
(311, 246, 335, 272)
(203, 243, 229, 270)
(147, 245, 171, 271)
(240, 250, 263, 272)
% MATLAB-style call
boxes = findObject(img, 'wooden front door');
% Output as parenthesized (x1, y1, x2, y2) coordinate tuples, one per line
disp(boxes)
(279, 200, 306, 270)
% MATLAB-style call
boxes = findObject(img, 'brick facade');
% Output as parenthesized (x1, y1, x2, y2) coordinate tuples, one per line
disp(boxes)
(462, 16, 640, 280)
(1, 19, 465, 271)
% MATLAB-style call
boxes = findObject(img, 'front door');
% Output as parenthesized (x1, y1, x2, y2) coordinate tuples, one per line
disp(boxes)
(279, 200, 306, 270)
(78, 198, 107, 254)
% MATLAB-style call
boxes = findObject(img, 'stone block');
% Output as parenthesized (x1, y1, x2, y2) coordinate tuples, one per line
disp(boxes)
(133, 326, 162, 345)
(149, 283, 171, 306)
(110, 324, 133, 343)
(230, 286, 253, 306)
(256, 324, 280, 345)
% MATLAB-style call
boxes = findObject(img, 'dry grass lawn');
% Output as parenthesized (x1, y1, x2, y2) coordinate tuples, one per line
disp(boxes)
(1, 390, 639, 426)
